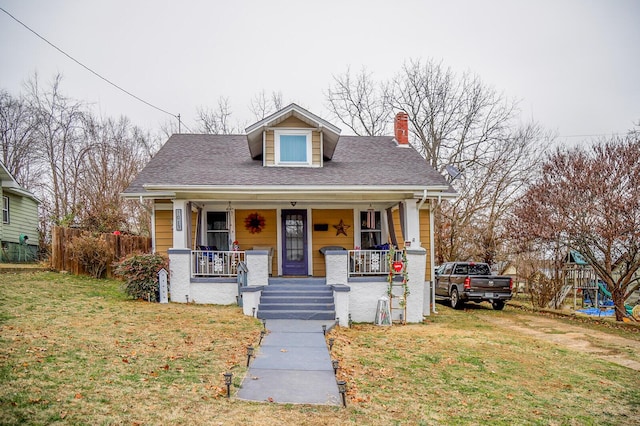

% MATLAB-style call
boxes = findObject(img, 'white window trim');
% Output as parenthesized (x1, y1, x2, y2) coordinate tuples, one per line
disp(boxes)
(2, 196, 9, 224)
(274, 129, 312, 166)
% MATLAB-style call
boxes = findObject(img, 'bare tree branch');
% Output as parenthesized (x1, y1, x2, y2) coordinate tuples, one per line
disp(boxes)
(196, 97, 241, 134)
(325, 67, 390, 136)
(509, 134, 640, 320)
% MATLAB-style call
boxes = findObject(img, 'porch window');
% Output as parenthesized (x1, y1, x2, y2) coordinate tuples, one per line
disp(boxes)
(206, 212, 229, 250)
(2, 196, 8, 224)
(360, 211, 381, 249)
(275, 129, 312, 166)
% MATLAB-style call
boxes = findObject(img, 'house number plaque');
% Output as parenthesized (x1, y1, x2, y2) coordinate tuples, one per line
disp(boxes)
(175, 208, 182, 231)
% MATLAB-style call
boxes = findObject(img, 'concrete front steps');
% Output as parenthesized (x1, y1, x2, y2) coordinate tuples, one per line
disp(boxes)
(257, 278, 336, 320)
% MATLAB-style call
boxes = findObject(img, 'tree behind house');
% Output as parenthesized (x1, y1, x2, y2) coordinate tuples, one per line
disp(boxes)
(326, 59, 551, 265)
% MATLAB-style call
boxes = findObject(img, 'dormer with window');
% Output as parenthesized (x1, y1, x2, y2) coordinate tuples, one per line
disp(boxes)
(245, 103, 341, 168)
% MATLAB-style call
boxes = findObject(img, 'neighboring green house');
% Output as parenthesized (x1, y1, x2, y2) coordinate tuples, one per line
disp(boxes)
(0, 162, 39, 262)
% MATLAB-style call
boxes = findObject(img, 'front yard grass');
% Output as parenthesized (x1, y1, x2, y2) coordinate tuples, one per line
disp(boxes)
(1, 272, 638, 425)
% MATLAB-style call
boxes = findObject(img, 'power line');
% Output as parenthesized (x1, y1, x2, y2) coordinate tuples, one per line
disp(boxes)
(0, 6, 192, 133)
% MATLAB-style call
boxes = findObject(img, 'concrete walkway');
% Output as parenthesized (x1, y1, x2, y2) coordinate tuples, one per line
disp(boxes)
(237, 319, 341, 405)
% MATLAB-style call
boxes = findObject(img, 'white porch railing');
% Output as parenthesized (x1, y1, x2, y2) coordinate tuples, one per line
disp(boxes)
(348, 249, 403, 277)
(192, 250, 245, 277)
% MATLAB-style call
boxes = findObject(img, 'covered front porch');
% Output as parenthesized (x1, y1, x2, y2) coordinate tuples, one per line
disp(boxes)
(168, 245, 430, 326)
(160, 197, 436, 324)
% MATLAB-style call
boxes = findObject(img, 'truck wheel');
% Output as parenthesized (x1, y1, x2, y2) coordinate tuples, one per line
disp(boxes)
(450, 288, 463, 310)
(492, 300, 505, 310)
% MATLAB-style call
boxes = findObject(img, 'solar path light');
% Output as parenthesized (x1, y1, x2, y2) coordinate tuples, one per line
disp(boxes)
(246, 345, 254, 367)
(337, 380, 347, 407)
(223, 372, 233, 398)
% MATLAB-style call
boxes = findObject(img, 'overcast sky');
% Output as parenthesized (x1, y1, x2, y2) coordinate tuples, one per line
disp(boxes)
(1, 0, 638, 143)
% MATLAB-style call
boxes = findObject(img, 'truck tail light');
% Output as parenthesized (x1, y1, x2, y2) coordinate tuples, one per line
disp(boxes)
(464, 276, 471, 289)
(509, 277, 513, 290)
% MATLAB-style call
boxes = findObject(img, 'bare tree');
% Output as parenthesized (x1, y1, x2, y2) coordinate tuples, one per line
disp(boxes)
(385, 59, 517, 172)
(25, 73, 88, 226)
(250, 90, 284, 121)
(0, 90, 39, 188)
(326, 67, 390, 136)
(79, 115, 158, 233)
(158, 117, 181, 139)
(326, 60, 548, 266)
(1, 73, 163, 243)
(436, 124, 553, 265)
(196, 97, 241, 134)
(510, 135, 640, 321)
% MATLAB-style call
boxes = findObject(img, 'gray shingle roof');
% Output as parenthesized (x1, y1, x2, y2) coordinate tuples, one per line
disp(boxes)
(123, 134, 451, 194)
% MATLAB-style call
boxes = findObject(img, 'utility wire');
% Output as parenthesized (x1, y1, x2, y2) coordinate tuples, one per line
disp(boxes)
(0, 6, 192, 133)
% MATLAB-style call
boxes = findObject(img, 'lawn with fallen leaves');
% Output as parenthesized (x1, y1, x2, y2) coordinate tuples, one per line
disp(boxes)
(1, 272, 638, 425)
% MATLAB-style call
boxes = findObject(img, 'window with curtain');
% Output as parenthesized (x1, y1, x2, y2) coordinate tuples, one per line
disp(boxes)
(206, 212, 229, 250)
(275, 130, 311, 165)
(360, 211, 381, 249)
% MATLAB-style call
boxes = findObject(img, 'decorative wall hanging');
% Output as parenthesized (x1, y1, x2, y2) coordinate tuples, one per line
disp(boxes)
(333, 219, 351, 236)
(244, 212, 266, 234)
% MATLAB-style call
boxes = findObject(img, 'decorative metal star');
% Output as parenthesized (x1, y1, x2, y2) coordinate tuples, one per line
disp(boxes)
(333, 219, 350, 236)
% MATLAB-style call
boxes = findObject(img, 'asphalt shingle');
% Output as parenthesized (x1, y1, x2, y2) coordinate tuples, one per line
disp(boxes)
(124, 134, 450, 194)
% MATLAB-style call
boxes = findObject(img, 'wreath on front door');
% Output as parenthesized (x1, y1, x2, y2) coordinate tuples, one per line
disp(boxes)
(244, 212, 266, 234)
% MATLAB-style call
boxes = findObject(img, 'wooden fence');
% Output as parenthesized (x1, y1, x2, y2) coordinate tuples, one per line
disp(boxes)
(51, 226, 152, 278)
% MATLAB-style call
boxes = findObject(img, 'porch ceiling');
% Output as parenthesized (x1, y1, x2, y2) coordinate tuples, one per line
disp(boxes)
(169, 190, 420, 202)
(141, 184, 454, 203)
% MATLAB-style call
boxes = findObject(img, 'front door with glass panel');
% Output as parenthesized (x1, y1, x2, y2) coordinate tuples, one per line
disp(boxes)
(281, 210, 308, 276)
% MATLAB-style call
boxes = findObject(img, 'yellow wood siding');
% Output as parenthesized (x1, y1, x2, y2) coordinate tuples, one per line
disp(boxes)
(265, 131, 274, 166)
(390, 208, 432, 280)
(312, 131, 321, 166)
(235, 209, 278, 274)
(154, 210, 172, 255)
(420, 209, 432, 281)
(191, 210, 198, 249)
(391, 209, 405, 249)
(275, 116, 313, 128)
(311, 209, 354, 277)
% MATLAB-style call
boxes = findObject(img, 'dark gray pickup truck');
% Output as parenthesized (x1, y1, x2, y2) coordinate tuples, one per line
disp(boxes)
(435, 262, 512, 310)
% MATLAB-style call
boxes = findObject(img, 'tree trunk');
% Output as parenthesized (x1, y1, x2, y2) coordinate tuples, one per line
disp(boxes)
(612, 287, 626, 322)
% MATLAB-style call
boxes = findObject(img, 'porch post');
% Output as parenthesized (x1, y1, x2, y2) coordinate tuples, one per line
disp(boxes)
(325, 250, 348, 285)
(172, 200, 189, 249)
(168, 248, 190, 303)
(246, 249, 269, 286)
(402, 199, 421, 248)
(325, 250, 350, 327)
(405, 248, 427, 322)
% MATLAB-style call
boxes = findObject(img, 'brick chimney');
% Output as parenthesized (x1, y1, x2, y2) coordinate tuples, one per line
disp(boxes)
(394, 112, 409, 145)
